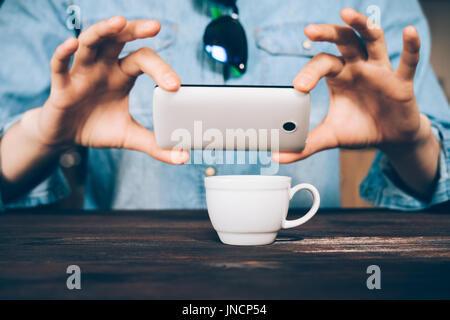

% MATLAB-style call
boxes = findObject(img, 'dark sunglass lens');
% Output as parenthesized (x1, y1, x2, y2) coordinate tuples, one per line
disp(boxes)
(203, 16, 248, 74)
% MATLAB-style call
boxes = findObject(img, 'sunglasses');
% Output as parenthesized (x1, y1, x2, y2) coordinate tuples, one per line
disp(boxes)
(203, 0, 248, 80)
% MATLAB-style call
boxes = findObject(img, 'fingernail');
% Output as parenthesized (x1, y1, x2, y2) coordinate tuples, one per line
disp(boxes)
(108, 16, 121, 26)
(171, 150, 189, 164)
(142, 20, 159, 30)
(306, 24, 320, 36)
(307, 24, 318, 32)
(163, 73, 179, 88)
(296, 74, 313, 90)
(271, 152, 280, 162)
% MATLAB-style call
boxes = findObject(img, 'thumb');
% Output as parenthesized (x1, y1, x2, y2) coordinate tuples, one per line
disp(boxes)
(123, 118, 190, 165)
(272, 122, 338, 163)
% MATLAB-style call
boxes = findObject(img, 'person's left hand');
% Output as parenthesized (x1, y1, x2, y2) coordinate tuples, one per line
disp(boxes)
(273, 8, 433, 163)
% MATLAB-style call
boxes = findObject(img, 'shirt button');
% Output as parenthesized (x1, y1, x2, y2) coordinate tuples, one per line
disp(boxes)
(302, 40, 312, 50)
(205, 167, 216, 176)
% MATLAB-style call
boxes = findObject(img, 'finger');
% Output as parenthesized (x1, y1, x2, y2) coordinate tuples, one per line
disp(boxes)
(115, 20, 161, 43)
(50, 37, 79, 87)
(99, 20, 161, 60)
(124, 119, 190, 165)
(119, 47, 181, 91)
(293, 53, 344, 92)
(340, 8, 389, 62)
(74, 16, 127, 65)
(396, 26, 421, 81)
(272, 122, 338, 163)
(305, 24, 366, 61)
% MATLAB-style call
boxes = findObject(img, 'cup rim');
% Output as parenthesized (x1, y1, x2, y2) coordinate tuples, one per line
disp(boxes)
(205, 175, 292, 190)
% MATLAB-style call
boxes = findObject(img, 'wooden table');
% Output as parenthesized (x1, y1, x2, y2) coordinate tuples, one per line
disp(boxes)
(0, 208, 449, 299)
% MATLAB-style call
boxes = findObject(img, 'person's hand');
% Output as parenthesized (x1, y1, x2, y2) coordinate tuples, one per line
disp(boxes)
(273, 8, 433, 164)
(21, 16, 189, 164)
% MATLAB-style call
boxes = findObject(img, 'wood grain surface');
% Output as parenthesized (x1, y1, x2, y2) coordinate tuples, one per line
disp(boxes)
(0, 208, 449, 299)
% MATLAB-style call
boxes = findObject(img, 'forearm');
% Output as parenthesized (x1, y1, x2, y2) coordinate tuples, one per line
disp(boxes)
(381, 114, 441, 199)
(0, 108, 67, 203)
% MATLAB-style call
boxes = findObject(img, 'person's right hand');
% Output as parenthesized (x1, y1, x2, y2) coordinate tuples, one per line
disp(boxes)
(21, 16, 189, 164)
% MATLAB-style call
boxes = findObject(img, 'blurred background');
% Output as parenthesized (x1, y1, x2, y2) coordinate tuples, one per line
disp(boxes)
(41, 0, 449, 209)
(420, 0, 450, 100)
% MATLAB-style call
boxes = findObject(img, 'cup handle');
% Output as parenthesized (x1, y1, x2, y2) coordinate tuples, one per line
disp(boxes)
(282, 183, 320, 229)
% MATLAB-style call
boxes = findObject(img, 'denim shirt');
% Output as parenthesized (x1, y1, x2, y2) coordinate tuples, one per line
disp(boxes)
(0, 0, 449, 211)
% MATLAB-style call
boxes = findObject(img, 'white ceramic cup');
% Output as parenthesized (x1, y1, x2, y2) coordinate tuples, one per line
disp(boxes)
(204, 175, 320, 246)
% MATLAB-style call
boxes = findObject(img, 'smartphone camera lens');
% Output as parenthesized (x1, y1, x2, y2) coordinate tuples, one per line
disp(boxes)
(282, 122, 297, 132)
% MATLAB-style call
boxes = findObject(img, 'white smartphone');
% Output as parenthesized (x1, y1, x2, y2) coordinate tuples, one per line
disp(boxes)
(152, 85, 310, 152)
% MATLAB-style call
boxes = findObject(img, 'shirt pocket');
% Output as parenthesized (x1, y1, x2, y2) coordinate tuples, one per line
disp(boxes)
(254, 21, 338, 126)
(254, 21, 340, 58)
